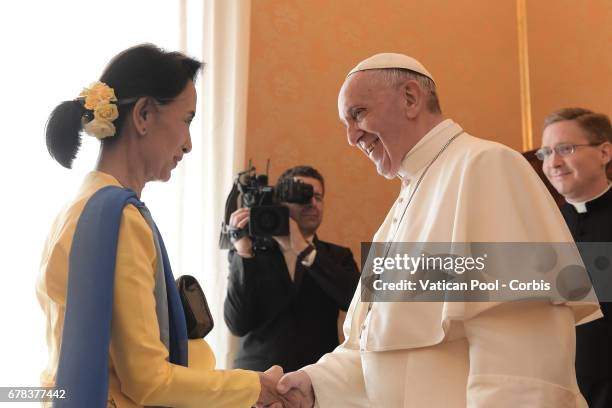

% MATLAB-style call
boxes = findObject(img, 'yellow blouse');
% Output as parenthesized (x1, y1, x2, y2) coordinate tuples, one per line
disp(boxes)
(37, 171, 260, 408)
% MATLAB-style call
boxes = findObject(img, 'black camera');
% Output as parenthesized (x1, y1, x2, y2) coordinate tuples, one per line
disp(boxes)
(219, 165, 313, 249)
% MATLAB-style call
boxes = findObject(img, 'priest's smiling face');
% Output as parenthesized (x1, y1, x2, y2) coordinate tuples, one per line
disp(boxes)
(338, 71, 418, 179)
(541, 120, 610, 201)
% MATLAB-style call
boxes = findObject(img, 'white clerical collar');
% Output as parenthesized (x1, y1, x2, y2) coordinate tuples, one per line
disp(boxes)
(396, 119, 463, 181)
(566, 182, 612, 213)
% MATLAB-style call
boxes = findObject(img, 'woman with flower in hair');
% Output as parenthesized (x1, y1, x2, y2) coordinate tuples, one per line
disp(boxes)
(38, 44, 284, 408)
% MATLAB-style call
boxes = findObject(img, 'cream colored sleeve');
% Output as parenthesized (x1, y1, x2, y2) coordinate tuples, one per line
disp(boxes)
(109, 206, 260, 408)
(464, 301, 587, 408)
(302, 345, 370, 408)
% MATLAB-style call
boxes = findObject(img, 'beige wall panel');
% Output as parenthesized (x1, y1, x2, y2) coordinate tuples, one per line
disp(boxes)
(527, 0, 612, 146)
(246, 0, 521, 258)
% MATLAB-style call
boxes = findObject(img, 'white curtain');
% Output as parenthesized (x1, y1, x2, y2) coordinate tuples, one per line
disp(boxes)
(172, 0, 251, 368)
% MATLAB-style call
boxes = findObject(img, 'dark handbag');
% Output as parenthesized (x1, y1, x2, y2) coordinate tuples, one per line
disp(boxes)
(175, 275, 214, 339)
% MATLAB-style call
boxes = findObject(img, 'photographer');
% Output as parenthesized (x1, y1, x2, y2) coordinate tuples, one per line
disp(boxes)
(224, 165, 360, 372)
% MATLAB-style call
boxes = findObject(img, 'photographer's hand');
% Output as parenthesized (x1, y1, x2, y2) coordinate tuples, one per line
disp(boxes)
(274, 218, 309, 255)
(288, 218, 309, 253)
(229, 208, 253, 257)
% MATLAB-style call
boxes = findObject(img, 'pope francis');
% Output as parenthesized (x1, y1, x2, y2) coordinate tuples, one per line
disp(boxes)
(275, 53, 602, 408)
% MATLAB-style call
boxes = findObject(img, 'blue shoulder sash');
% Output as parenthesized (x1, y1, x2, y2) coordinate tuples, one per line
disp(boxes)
(54, 186, 188, 408)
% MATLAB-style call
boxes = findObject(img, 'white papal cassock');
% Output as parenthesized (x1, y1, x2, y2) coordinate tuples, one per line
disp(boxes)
(302, 119, 601, 408)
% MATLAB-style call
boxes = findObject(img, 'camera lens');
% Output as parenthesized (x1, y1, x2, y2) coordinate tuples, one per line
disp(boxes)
(249, 205, 290, 237)
(256, 208, 281, 232)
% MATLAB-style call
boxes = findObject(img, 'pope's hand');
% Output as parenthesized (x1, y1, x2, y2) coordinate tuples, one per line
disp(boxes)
(276, 370, 315, 408)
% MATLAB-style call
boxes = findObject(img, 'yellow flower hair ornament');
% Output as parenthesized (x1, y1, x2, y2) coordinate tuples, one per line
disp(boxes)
(78, 81, 119, 139)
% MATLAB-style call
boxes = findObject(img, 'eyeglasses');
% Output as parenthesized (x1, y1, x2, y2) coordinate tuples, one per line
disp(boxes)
(535, 143, 602, 161)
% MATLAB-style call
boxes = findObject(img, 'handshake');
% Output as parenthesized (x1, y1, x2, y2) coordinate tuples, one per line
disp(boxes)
(256, 366, 315, 408)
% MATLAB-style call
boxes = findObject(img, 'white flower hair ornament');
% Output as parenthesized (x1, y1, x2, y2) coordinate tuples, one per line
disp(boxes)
(77, 81, 120, 139)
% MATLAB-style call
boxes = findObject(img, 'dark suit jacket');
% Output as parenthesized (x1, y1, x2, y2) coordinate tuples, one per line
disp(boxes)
(224, 236, 360, 372)
(561, 187, 612, 407)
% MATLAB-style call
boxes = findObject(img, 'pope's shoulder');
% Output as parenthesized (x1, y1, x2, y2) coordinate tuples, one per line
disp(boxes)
(452, 132, 529, 167)
(456, 132, 523, 156)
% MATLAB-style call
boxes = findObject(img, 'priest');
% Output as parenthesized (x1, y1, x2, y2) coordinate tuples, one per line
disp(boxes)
(539, 108, 612, 408)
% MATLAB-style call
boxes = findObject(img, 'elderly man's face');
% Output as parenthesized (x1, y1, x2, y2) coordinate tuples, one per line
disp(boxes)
(541, 120, 610, 201)
(338, 71, 413, 179)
